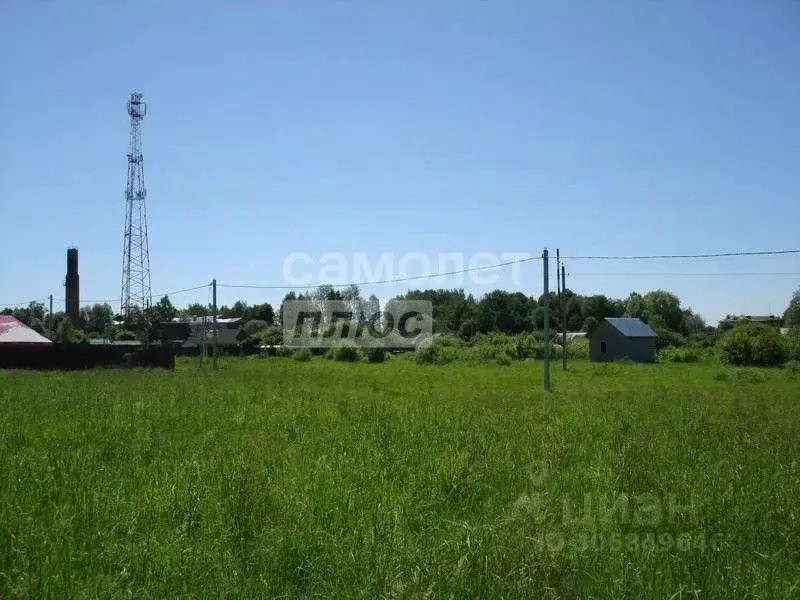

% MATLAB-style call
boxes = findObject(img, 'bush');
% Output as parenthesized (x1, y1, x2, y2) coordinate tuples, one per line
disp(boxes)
(116, 330, 138, 341)
(784, 359, 800, 377)
(512, 332, 544, 359)
(688, 333, 716, 349)
(496, 354, 512, 366)
(414, 341, 456, 365)
(434, 334, 468, 348)
(659, 347, 701, 363)
(653, 327, 687, 350)
(719, 322, 786, 367)
(256, 325, 283, 347)
(566, 339, 590, 359)
(243, 319, 269, 336)
(366, 347, 387, 363)
(332, 342, 364, 362)
(292, 348, 312, 362)
(784, 329, 800, 362)
(457, 319, 478, 341)
(275, 346, 294, 358)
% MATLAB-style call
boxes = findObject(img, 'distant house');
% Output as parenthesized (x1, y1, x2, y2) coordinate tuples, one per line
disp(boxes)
(0, 316, 53, 346)
(590, 317, 658, 362)
(719, 315, 782, 330)
(181, 316, 246, 354)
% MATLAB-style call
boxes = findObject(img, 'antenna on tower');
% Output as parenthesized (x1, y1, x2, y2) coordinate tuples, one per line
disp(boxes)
(120, 91, 152, 317)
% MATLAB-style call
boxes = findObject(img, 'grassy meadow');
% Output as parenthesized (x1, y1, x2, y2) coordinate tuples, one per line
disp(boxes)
(1, 357, 799, 598)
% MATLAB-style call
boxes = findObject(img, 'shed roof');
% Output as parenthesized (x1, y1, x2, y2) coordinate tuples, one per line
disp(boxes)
(604, 317, 658, 338)
(0, 316, 53, 344)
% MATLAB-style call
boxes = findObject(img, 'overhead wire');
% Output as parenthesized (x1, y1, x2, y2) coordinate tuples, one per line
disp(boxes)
(219, 248, 800, 290)
(219, 254, 542, 290)
(562, 249, 800, 260)
(2, 284, 212, 309)
(3, 248, 798, 307)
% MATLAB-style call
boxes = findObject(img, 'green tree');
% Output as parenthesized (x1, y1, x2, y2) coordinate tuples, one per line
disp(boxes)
(642, 290, 683, 332)
(783, 288, 800, 330)
(122, 307, 153, 345)
(580, 295, 622, 323)
(152, 296, 177, 323)
(55, 317, 86, 343)
(681, 309, 707, 336)
(250, 302, 274, 324)
(401, 289, 477, 334)
(582, 316, 599, 337)
(81, 303, 114, 335)
(625, 292, 645, 319)
(243, 319, 269, 336)
(186, 303, 207, 317)
(477, 290, 534, 334)
(719, 321, 785, 366)
(257, 325, 283, 346)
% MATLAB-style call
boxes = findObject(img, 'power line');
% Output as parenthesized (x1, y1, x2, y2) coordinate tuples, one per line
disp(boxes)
(570, 271, 800, 277)
(219, 254, 544, 290)
(0, 298, 49, 309)
(563, 249, 800, 260)
(3, 248, 798, 308)
(40, 284, 211, 308)
(220, 249, 799, 291)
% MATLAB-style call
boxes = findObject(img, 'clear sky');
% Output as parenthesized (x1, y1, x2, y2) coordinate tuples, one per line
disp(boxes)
(1, 0, 798, 323)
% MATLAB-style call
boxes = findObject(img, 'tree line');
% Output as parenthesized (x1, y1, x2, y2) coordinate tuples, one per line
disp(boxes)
(4, 286, 798, 345)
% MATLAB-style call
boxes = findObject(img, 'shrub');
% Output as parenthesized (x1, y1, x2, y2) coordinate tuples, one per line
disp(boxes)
(256, 325, 283, 347)
(784, 329, 800, 362)
(496, 354, 512, 366)
(784, 359, 800, 377)
(566, 338, 590, 359)
(659, 347, 701, 363)
(332, 342, 364, 362)
(719, 322, 786, 367)
(366, 347, 387, 363)
(243, 319, 269, 336)
(292, 348, 312, 362)
(116, 330, 138, 341)
(653, 327, 687, 350)
(512, 332, 544, 359)
(275, 346, 294, 358)
(456, 319, 478, 341)
(414, 341, 455, 365)
(688, 333, 716, 349)
(433, 335, 466, 347)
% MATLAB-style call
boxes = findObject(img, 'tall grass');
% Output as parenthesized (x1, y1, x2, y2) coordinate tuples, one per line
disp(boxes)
(1, 359, 798, 598)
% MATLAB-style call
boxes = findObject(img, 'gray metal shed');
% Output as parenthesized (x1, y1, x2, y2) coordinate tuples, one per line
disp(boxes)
(590, 317, 658, 362)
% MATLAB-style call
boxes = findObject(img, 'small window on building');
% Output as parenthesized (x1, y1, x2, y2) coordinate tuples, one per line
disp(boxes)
(600, 340, 607, 353)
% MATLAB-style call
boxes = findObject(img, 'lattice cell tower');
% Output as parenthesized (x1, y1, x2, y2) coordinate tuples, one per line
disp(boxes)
(120, 91, 152, 316)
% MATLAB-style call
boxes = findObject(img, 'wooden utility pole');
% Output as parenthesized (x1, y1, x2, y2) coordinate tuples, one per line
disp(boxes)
(212, 278, 218, 370)
(562, 264, 567, 371)
(48, 294, 53, 335)
(543, 248, 550, 391)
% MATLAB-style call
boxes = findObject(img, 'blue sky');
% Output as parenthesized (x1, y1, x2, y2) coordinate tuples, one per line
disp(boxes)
(1, 0, 798, 323)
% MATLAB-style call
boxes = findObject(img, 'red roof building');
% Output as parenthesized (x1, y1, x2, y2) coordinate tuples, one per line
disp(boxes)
(0, 315, 53, 345)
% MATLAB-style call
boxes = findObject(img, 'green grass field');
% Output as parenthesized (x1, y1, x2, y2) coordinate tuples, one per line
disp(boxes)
(1, 358, 798, 598)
